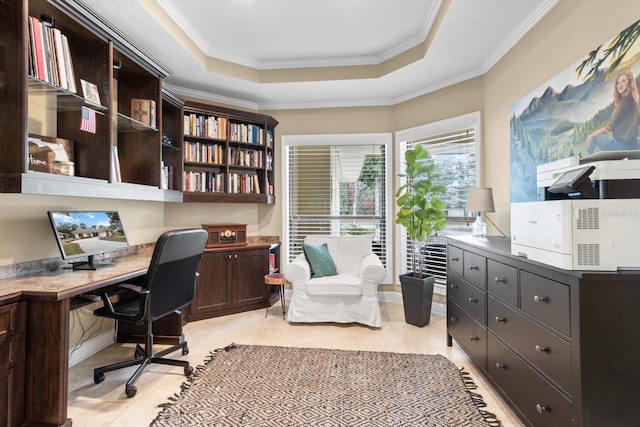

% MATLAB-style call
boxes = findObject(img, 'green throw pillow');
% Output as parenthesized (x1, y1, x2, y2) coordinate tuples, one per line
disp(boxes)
(302, 242, 338, 278)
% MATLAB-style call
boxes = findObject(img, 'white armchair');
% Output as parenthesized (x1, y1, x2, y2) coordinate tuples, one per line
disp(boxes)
(284, 235, 386, 327)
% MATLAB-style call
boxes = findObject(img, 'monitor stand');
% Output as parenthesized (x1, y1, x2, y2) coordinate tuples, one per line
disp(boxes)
(70, 255, 114, 270)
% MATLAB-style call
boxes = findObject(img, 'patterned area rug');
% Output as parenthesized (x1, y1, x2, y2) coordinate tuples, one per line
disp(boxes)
(151, 344, 501, 426)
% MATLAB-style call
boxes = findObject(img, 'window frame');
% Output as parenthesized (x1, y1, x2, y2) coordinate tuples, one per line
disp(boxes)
(282, 133, 393, 283)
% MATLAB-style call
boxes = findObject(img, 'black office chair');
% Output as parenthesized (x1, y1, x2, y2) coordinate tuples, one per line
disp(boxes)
(92, 228, 208, 398)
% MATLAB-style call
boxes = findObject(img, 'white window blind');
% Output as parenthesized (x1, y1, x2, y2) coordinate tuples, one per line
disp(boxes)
(396, 114, 479, 285)
(283, 134, 391, 275)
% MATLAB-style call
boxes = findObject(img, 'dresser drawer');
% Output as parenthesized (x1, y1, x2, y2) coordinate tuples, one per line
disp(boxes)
(488, 334, 572, 427)
(448, 299, 487, 369)
(488, 297, 571, 393)
(448, 245, 464, 277)
(520, 271, 570, 337)
(487, 259, 518, 305)
(448, 273, 486, 324)
(463, 251, 486, 290)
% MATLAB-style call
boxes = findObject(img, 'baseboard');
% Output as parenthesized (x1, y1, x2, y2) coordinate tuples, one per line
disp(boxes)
(68, 329, 115, 367)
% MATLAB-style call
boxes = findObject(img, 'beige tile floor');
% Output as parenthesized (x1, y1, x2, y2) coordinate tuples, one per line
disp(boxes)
(68, 301, 525, 426)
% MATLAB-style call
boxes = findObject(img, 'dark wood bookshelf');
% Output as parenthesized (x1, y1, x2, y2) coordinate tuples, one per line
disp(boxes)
(182, 101, 278, 204)
(0, 0, 176, 201)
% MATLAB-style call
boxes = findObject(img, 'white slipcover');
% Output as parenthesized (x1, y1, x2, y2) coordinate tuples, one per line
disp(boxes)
(284, 235, 386, 327)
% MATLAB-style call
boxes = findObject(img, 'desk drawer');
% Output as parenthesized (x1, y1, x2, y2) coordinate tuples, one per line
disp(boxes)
(488, 334, 572, 427)
(521, 271, 570, 336)
(0, 302, 26, 340)
(463, 251, 486, 290)
(487, 259, 518, 305)
(448, 299, 487, 369)
(448, 245, 464, 277)
(448, 273, 486, 324)
(488, 297, 571, 393)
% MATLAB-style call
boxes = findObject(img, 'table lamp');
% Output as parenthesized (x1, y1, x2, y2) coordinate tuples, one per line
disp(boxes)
(466, 187, 495, 237)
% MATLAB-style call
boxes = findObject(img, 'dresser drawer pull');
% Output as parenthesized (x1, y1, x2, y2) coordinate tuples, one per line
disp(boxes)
(535, 345, 549, 353)
(495, 362, 506, 369)
(494, 277, 506, 283)
(470, 336, 479, 341)
(449, 283, 457, 289)
(536, 404, 549, 414)
(468, 297, 478, 303)
(450, 316, 458, 322)
(468, 265, 479, 271)
(534, 295, 547, 303)
(495, 316, 506, 323)
(451, 257, 460, 262)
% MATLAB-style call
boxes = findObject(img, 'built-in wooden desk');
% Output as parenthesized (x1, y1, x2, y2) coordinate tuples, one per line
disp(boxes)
(0, 248, 152, 427)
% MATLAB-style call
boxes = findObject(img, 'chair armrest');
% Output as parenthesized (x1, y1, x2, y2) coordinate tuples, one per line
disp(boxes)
(98, 283, 149, 320)
(359, 254, 386, 294)
(284, 254, 311, 294)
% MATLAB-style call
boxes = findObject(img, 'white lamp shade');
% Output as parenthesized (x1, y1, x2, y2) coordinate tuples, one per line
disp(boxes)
(466, 188, 495, 213)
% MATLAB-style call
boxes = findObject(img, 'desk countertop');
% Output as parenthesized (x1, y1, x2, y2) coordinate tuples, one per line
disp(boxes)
(0, 248, 153, 303)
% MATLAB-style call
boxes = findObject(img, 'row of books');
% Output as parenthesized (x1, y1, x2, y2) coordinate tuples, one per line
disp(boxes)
(228, 147, 263, 168)
(183, 171, 225, 193)
(229, 123, 265, 145)
(28, 16, 77, 92)
(184, 141, 224, 164)
(184, 114, 227, 139)
(229, 173, 261, 194)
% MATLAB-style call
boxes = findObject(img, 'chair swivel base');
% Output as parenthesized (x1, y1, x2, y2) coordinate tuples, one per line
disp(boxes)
(94, 338, 193, 398)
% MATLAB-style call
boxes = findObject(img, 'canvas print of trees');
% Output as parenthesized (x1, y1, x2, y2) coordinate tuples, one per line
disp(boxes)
(510, 19, 640, 203)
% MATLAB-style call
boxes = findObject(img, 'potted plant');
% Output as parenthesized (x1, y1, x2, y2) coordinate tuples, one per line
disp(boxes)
(395, 144, 446, 326)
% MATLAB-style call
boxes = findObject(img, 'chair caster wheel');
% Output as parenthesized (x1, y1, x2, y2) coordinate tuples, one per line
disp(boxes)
(126, 385, 137, 398)
(94, 373, 105, 384)
(184, 366, 194, 376)
(182, 346, 189, 355)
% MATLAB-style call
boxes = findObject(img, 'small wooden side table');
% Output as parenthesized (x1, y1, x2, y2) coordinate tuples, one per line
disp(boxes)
(264, 273, 287, 320)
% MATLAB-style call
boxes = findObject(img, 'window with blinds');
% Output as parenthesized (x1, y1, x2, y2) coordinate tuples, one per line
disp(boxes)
(283, 134, 391, 276)
(396, 113, 479, 286)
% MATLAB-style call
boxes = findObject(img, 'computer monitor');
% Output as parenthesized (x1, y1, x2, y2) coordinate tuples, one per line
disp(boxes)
(47, 211, 129, 270)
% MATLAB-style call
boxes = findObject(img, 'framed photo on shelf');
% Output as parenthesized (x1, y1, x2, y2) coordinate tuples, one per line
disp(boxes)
(80, 79, 101, 105)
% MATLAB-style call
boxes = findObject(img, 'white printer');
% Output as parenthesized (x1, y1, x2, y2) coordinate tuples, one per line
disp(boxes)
(511, 199, 640, 271)
(512, 153, 640, 271)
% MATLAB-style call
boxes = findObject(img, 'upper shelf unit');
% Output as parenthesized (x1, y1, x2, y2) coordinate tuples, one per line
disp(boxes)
(0, 0, 181, 202)
(182, 101, 278, 204)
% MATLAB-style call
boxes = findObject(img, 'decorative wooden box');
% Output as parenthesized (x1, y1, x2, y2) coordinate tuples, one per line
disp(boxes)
(202, 224, 247, 248)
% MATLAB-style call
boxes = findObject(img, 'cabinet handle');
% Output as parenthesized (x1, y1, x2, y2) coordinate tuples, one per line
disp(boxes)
(534, 295, 547, 303)
(535, 345, 549, 353)
(449, 283, 457, 289)
(451, 257, 460, 262)
(468, 297, 478, 303)
(470, 336, 479, 341)
(234, 254, 238, 258)
(468, 265, 479, 270)
(495, 362, 505, 369)
(495, 316, 506, 323)
(494, 277, 506, 283)
(536, 404, 549, 414)
(450, 316, 458, 322)
(228, 254, 232, 259)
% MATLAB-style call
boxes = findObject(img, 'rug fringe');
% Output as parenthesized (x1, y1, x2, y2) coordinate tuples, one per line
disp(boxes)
(149, 343, 240, 426)
(459, 367, 503, 427)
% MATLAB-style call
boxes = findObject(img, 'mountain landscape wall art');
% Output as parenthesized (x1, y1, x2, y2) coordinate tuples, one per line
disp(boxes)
(510, 19, 640, 202)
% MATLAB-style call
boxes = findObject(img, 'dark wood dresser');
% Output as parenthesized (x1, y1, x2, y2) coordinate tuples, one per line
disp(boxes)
(446, 235, 640, 427)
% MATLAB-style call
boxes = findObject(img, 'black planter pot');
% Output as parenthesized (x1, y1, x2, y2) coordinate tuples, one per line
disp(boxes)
(400, 273, 435, 327)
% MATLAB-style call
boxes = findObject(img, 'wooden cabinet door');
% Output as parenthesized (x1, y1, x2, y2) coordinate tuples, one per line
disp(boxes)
(190, 251, 233, 316)
(232, 249, 269, 307)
